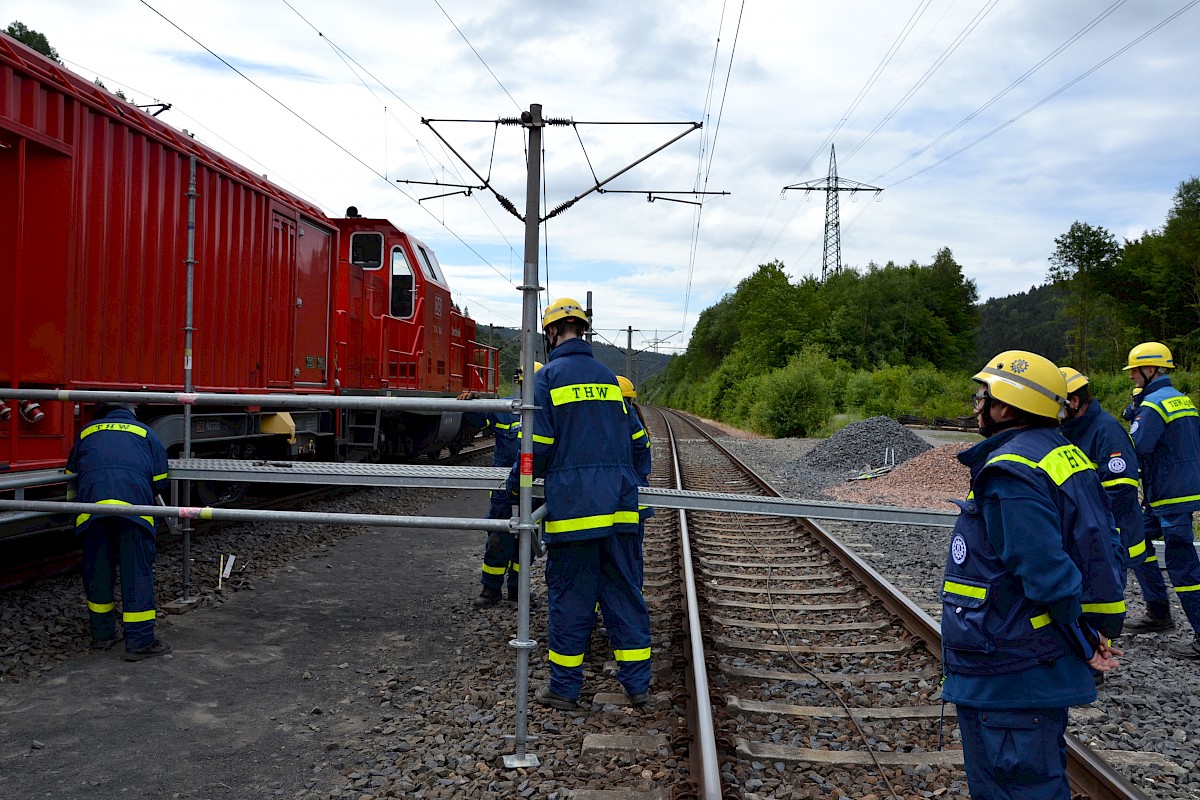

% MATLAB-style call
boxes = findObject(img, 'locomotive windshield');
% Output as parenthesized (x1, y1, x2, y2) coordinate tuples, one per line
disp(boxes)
(350, 232, 383, 269)
(390, 247, 415, 319)
(415, 245, 446, 286)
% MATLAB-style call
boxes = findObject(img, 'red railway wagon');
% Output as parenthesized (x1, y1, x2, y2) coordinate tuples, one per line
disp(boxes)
(0, 36, 497, 486)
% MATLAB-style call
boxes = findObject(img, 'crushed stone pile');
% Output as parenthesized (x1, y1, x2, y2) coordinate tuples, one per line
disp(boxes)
(824, 442, 972, 510)
(794, 415, 932, 475)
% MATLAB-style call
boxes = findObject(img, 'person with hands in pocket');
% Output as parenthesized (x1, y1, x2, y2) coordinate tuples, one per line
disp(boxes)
(940, 351, 1125, 800)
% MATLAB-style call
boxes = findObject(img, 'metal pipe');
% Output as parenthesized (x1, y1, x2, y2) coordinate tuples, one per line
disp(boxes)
(0, 388, 515, 414)
(0, 498, 512, 532)
(182, 154, 198, 602)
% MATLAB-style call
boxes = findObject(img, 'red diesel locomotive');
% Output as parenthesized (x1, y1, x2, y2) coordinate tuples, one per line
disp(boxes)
(0, 35, 498, 484)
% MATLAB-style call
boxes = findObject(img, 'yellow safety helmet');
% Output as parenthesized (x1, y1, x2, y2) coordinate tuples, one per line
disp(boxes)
(1058, 367, 1089, 395)
(1123, 341, 1173, 371)
(1132, 387, 1143, 397)
(616, 375, 636, 400)
(514, 361, 544, 383)
(542, 298, 589, 331)
(973, 350, 1067, 420)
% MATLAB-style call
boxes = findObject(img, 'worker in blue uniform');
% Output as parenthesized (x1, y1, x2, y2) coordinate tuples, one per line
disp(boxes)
(1122, 342, 1200, 656)
(616, 375, 652, 588)
(941, 351, 1124, 800)
(1059, 368, 1146, 587)
(507, 298, 651, 711)
(66, 403, 172, 661)
(466, 361, 542, 608)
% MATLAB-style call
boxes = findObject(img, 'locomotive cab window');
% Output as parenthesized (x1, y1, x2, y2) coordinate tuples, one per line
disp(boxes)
(415, 245, 446, 286)
(390, 247, 415, 318)
(350, 232, 383, 269)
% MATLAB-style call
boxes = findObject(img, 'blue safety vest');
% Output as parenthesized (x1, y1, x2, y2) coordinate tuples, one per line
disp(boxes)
(1060, 400, 1146, 564)
(507, 338, 640, 543)
(1131, 376, 1200, 514)
(65, 409, 170, 533)
(941, 427, 1125, 677)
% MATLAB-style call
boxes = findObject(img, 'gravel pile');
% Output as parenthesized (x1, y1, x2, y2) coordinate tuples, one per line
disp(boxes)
(800, 416, 932, 475)
(825, 442, 971, 511)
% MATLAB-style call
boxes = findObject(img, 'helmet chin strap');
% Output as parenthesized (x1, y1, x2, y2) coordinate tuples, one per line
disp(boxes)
(978, 397, 1024, 438)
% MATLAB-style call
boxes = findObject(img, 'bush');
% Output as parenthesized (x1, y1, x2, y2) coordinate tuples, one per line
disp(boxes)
(746, 348, 837, 436)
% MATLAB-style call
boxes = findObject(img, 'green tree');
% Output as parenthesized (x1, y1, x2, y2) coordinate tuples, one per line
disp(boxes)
(1047, 221, 1121, 373)
(3, 21, 60, 62)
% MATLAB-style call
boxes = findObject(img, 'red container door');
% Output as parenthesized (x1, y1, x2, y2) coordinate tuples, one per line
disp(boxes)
(294, 220, 331, 386)
(266, 213, 296, 387)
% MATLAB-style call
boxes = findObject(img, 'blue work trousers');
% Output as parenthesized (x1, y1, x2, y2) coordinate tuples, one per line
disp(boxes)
(81, 517, 158, 651)
(546, 532, 651, 699)
(480, 492, 518, 592)
(957, 706, 1070, 800)
(1132, 511, 1200, 631)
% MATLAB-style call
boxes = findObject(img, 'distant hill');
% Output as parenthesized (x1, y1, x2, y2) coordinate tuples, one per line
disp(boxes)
(973, 283, 1069, 364)
(476, 326, 673, 390)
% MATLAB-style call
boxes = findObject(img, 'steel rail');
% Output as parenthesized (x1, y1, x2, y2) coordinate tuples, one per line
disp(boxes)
(666, 409, 1149, 800)
(659, 409, 723, 799)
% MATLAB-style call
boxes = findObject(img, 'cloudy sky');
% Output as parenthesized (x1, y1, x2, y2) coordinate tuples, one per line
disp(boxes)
(6, 1, 1198, 354)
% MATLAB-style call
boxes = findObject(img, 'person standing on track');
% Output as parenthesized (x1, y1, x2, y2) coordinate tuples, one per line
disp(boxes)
(616, 375, 652, 589)
(940, 351, 1124, 799)
(507, 298, 652, 711)
(1122, 342, 1200, 655)
(462, 362, 542, 608)
(66, 403, 172, 661)
(1058, 367, 1146, 589)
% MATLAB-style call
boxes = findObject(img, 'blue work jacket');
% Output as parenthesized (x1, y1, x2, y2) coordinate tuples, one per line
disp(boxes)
(1060, 400, 1146, 565)
(65, 409, 170, 533)
(1131, 376, 1200, 514)
(506, 338, 640, 543)
(626, 401, 654, 520)
(940, 427, 1125, 679)
(485, 397, 522, 468)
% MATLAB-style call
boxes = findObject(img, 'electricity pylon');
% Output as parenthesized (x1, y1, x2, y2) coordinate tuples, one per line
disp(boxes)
(783, 144, 882, 281)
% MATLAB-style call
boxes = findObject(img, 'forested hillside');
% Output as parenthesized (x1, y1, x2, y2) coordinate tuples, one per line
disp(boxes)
(645, 178, 1200, 437)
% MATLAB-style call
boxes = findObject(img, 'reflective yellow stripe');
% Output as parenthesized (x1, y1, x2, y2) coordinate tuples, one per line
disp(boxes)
(1082, 600, 1126, 615)
(549, 383, 624, 406)
(1128, 539, 1147, 558)
(493, 421, 515, 430)
(122, 609, 156, 623)
(547, 513, 619, 532)
(614, 510, 639, 525)
(509, 561, 520, 573)
(88, 600, 115, 614)
(613, 647, 651, 662)
(1030, 614, 1051, 630)
(548, 649, 585, 668)
(532, 434, 555, 444)
(943, 581, 987, 600)
(152, 472, 169, 482)
(481, 563, 506, 576)
(1175, 584, 1200, 593)
(81, 422, 147, 440)
(1101, 477, 1139, 489)
(632, 429, 645, 441)
(66, 490, 77, 500)
(1146, 554, 1158, 564)
(76, 499, 154, 527)
(1149, 494, 1200, 508)
(988, 444, 1092, 486)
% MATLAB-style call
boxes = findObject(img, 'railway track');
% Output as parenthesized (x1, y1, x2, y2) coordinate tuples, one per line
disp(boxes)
(637, 406, 1147, 799)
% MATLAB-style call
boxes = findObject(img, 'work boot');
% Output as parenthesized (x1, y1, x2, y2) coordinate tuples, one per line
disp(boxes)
(90, 633, 123, 651)
(1167, 635, 1200, 660)
(625, 688, 651, 707)
(124, 640, 172, 662)
(535, 684, 580, 712)
(473, 587, 502, 609)
(1124, 615, 1176, 634)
